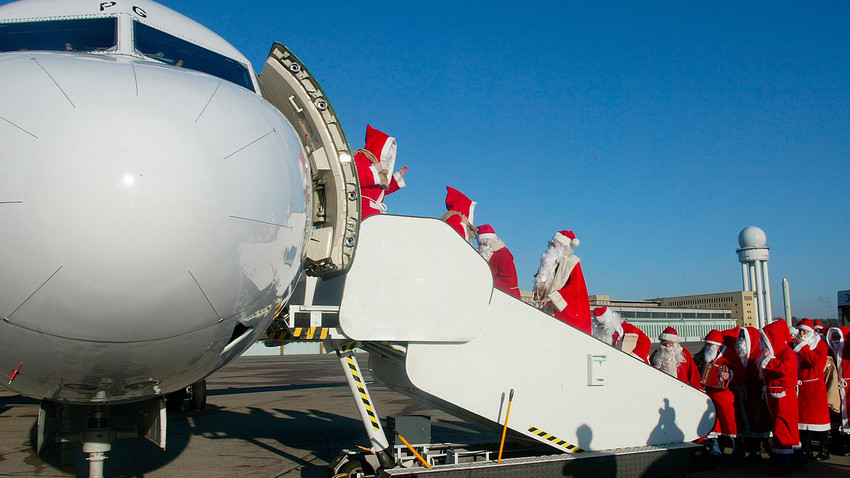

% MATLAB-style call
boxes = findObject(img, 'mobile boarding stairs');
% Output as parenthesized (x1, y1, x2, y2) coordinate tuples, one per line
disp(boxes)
(257, 44, 715, 476)
(271, 215, 717, 476)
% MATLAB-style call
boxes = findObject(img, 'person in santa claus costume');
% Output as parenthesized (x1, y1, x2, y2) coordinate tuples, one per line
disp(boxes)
(475, 224, 521, 299)
(532, 230, 591, 333)
(353, 125, 409, 219)
(733, 326, 772, 461)
(649, 326, 702, 389)
(694, 329, 742, 461)
(814, 319, 826, 337)
(826, 326, 850, 456)
(793, 318, 832, 461)
(591, 307, 651, 363)
(440, 186, 476, 243)
(758, 320, 802, 475)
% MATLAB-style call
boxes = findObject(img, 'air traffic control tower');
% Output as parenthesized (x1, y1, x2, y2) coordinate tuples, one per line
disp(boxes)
(737, 226, 772, 328)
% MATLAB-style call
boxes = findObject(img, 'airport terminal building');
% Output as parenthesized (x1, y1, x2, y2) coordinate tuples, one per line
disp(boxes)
(588, 293, 749, 342)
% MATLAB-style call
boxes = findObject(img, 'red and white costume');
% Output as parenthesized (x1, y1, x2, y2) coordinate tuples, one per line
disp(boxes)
(532, 230, 591, 334)
(700, 329, 738, 438)
(476, 224, 520, 299)
(794, 319, 831, 432)
(441, 186, 476, 242)
(734, 326, 771, 440)
(650, 326, 702, 389)
(814, 319, 825, 338)
(758, 320, 800, 455)
(354, 125, 405, 219)
(621, 322, 651, 364)
(827, 326, 850, 433)
(591, 307, 650, 363)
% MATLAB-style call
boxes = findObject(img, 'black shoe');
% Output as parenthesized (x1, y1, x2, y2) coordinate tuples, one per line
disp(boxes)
(814, 452, 830, 461)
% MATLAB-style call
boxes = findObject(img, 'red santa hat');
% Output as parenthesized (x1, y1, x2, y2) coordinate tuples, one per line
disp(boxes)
(592, 306, 621, 325)
(553, 230, 580, 248)
(760, 319, 793, 358)
(813, 319, 824, 331)
(659, 326, 680, 343)
(445, 186, 475, 218)
(704, 329, 723, 346)
(364, 125, 397, 175)
(477, 224, 496, 240)
(797, 318, 814, 333)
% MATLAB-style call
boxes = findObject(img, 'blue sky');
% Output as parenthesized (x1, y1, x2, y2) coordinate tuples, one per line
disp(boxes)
(5, 1, 848, 319)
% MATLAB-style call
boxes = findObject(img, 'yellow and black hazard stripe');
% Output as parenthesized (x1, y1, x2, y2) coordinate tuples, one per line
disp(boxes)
(246, 304, 274, 321)
(346, 356, 381, 431)
(528, 426, 583, 452)
(337, 341, 359, 353)
(266, 327, 330, 340)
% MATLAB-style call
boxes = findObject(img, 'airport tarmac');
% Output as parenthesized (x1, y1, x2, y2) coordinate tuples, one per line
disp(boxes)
(1, 353, 849, 477)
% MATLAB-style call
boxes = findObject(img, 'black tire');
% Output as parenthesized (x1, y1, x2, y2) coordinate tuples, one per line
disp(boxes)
(329, 458, 372, 478)
(189, 380, 206, 411)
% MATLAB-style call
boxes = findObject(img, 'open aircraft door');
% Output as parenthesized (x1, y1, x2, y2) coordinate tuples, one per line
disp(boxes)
(258, 43, 359, 277)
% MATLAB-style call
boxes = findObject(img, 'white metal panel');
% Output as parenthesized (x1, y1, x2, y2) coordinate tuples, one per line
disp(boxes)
(338, 215, 492, 342)
(403, 290, 715, 451)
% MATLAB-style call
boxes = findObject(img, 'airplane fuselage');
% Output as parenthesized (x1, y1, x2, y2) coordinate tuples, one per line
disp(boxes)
(0, 0, 312, 404)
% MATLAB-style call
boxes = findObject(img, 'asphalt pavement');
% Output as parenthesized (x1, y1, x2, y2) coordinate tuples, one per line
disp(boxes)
(1, 353, 848, 477)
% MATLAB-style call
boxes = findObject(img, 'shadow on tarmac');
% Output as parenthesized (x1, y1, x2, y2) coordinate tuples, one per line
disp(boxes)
(28, 400, 365, 477)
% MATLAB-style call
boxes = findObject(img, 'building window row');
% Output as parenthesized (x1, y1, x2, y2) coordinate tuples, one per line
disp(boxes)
(667, 296, 735, 307)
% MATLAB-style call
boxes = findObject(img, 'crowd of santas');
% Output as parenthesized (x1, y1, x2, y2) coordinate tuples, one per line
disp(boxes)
(593, 309, 850, 476)
(352, 125, 849, 475)
(658, 317, 848, 476)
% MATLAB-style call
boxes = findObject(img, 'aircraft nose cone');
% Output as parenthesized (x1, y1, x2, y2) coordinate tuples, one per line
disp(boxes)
(1, 53, 309, 343)
(28, 100, 226, 287)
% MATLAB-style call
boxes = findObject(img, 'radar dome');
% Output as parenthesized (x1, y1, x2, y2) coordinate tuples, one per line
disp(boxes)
(738, 226, 767, 248)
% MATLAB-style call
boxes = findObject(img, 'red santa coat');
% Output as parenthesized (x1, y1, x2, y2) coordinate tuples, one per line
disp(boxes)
(442, 187, 476, 241)
(734, 326, 771, 438)
(759, 321, 800, 455)
(720, 326, 740, 351)
(354, 126, 405, 219)
(545, 257, 591, 334)
(701, 347, 740, 438)
(617, 322, 651, 363)
(488, 247, 521, 299)
(650, 346, 703, 389)
(794, 335, 831, 431)
(828, 326, 850, 433)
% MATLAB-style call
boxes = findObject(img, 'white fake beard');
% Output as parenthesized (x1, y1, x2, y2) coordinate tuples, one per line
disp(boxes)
(653, 343, 684, 377)
(533, 243, 569, 292)
(736, 335, 750, 367)
(477, 243, 493, 261)
(703, 345, 719, 364)
(477, 236, 496, 261)
(801, 331, 820, 349)
(592, 315, 623, 346)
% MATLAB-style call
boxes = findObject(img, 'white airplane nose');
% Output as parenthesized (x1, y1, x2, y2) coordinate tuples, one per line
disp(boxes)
(27, 99, 227, 287)
(0, 53, 309, 342)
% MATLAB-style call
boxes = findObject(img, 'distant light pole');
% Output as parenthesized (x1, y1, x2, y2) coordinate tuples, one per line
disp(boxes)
(782, 278, 792, 327)
(737, 226, 772, 328)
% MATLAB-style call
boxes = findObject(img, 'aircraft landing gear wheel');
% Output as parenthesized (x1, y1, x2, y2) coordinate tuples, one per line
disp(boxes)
(330, 459, 370, 478)
(189, 380, 206, 411)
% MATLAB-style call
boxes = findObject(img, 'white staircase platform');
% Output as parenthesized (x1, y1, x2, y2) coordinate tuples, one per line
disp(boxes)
(338, 215, 715, 452)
